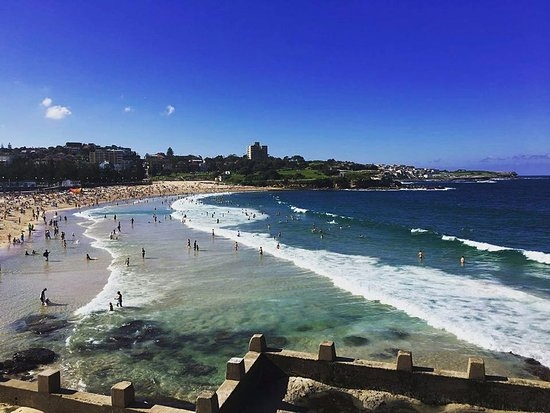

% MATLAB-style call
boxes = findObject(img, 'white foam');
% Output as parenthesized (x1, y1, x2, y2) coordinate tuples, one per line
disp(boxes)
(290, 206, 308, 214)
(443, 234, 550, 265)
(457, 238, 513, 252)
(411, 228, 429, 234)
(521, 249, 550, 265)
(172, 194, 550, 368)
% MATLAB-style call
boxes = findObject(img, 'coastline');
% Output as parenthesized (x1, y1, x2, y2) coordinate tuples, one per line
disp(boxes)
(1, 180, 548, 412)
(0, 180, 270, 250)
(0, 180, 272, 411)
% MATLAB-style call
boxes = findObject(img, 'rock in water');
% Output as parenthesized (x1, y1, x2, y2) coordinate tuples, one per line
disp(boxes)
(13, 347, 57, 364)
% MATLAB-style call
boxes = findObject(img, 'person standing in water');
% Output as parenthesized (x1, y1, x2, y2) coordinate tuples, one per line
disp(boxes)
(142, 248, 145, 259)
(40, 288, 48, 306)
(115, 291, 123, 307)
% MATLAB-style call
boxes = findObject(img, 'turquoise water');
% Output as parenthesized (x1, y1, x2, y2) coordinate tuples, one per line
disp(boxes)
(1, 178, 549, 403)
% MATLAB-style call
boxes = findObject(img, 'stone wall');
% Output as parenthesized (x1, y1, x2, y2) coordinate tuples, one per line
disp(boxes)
(1, 334, 549, 413)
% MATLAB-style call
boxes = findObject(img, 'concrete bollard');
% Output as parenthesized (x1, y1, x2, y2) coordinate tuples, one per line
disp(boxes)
(396, 350, 413, 372)
(467, 357, 486, 381)
(37, 369, 61, 393)
(318, 341, 336, 361)
(226, 357, 246, 380)
(196, 391, 219, 413)
(111, 381, 135, 408)
(249, 333, 267, 352)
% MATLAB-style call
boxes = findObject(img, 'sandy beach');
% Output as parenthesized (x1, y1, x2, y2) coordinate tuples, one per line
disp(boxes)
(0, 180, 267, 249)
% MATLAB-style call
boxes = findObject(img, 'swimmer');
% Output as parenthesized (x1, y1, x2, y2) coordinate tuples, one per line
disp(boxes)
(259, 246, 263, 255)
(460, 256, 465, 266)
(418, 250, 424, 261)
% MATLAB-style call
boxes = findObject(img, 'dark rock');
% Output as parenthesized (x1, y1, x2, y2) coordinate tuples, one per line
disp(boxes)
(373, 348, 400, 360)
(183, 360, 217, 377)
(1, 347, 57, 375)
(509, 353, 550, 382)
(12, 314, 69, 335)
(343, 335, 370, 346)
(386, 329, 409, 340)
(13, 347, 57, 364)
(524, 358, 550, 381)
(80, 320, 167, 352)
(269, 336, 289, 348)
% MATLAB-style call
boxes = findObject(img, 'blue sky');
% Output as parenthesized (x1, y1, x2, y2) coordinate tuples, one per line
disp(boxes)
(0, 1, 548, 175)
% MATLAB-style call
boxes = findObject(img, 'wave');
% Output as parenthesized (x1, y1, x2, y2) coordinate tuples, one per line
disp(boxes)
(457, 238, 513, 253)
(400, 186, 455, 191)
(171, 193, 550, 368)
(411, 228, 429, 234)
(290, 206, 308, 214)
(441, 234, 550, 265)
(522, 249, 550, 265)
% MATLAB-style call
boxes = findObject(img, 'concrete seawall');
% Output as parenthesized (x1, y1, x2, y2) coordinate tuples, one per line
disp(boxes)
(1, 333, 549, 412)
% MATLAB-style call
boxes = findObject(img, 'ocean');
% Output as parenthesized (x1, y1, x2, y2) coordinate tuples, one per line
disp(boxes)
(0, 177, 549, 403)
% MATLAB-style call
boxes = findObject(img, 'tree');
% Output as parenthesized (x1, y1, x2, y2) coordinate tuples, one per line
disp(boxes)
(166, 147, 174, 157)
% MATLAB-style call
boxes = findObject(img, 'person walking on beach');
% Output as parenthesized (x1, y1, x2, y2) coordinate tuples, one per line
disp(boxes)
(43, 249, 50, 262)
(40, 288, 48, 306)
(115, 291, 123, 307)
(142, 248, 145, 259)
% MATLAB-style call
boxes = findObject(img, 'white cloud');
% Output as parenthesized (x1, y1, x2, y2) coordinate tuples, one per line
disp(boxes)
(40, 97, 71, 120)
(45, 105, 72, 120)
(166, 105, 175, 116)
(124, 106, 133, 113)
